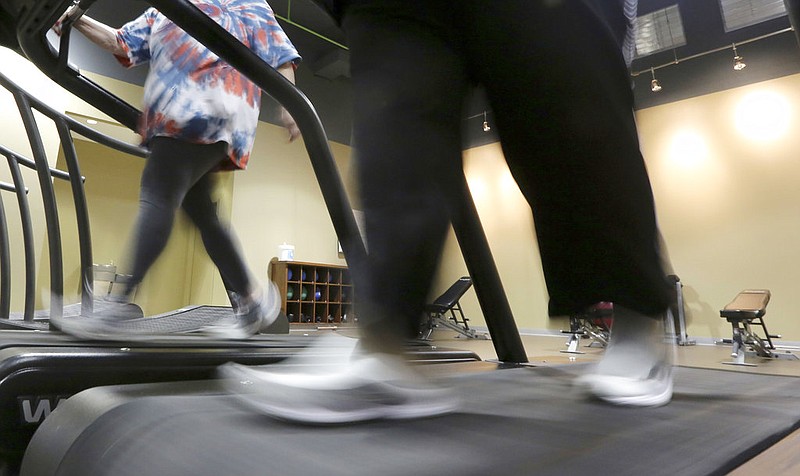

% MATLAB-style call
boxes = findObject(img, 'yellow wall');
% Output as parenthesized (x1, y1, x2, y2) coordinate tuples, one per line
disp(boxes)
(438, 74, 800, 343)
(638, 76, 800, 342)
(435, 144, 553, 331)
(53, 139, 197, 314)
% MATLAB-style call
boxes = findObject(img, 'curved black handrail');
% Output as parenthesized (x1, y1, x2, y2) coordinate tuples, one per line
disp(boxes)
(0, 70, 147, 321)
(15, 0, 140, 130)
(0, 182, 11, 319)
(0, 144, 44, 321)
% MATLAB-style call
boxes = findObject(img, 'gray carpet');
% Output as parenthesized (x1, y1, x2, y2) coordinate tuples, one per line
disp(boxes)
(22, 365, 800, 476)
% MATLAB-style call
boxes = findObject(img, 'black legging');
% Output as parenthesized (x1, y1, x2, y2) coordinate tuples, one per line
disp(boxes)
(340, 0, 673, 352)
(124, 136, 252, 298)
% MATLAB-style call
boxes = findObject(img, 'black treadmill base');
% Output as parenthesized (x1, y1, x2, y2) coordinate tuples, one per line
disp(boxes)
(20, 365, 800, 476)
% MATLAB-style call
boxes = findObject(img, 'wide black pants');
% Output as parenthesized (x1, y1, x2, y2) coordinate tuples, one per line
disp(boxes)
(341, 0, 672, 352)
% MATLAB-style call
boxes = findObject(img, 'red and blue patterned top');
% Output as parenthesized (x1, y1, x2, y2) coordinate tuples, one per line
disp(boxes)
(114, 0, 301, 169)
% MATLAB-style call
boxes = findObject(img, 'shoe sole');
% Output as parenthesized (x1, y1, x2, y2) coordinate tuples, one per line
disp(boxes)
(51, 315, 160, 342)
(220, 364, 458, 424)
(204, 282, 286, 339)
(577, 373, 673, 407)
(201, 318, 262, 339)
(229, 392, 457, 424)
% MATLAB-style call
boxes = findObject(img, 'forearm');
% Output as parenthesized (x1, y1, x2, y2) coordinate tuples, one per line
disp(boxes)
(277, 62, 296, 85)
(72, 16, 126, 57)
(275, 61, 300, 141)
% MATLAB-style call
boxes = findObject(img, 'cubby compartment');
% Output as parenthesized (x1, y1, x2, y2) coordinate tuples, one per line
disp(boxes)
(269, 258, 356, 326)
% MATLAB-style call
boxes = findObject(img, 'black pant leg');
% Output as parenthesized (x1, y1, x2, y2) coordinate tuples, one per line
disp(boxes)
(341, 1, 469, 352)
(126, 138, 230, 291)
(463, 0, 672, 316)
(181, 173, 253, 295)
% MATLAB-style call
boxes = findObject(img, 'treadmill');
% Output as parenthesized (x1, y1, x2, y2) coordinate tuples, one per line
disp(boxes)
(0, 0, 525, 471)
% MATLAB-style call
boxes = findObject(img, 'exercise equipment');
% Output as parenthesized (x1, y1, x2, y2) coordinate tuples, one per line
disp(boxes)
(0, 0, 529, 469)
(20, 365, 800, 476)
(0, 331, 478, 469)
(721, 289, 798, 366)
(420, 277, 488, 340)
(668, 275, 695, 346)
(3, 0, 526, 360)
(0, 2, 472, 468)
(560, 302, 613, 354)
(560, 274, 694, 353)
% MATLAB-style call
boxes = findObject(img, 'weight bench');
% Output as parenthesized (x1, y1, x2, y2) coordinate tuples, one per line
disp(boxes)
(561, 302, 613, 354)
(420, 277, 488, 340)
(720, 289, 797, 366)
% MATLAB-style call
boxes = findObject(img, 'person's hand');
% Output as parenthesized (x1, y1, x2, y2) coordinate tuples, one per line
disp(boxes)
(280, 107, 301, 142)
(52, 6, 79, 36)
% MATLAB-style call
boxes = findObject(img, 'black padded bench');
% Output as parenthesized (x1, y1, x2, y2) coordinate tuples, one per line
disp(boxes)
(561, 302, 613, 354)
(720, 289, 796, 365)
(420, 277, 487, 340)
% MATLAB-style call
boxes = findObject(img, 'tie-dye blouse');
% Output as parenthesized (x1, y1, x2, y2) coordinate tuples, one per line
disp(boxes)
(114, 0, 301, 169)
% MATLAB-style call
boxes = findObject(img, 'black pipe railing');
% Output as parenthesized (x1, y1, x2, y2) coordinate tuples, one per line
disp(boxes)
(0, 146, 37, 320)
(14, 92, 67, 321)
(9, 0, 527, 362)
(451, 174, 527, 362)
(0, 180, 13, 320)
(15, 0, 140, 130)
(0, 71, 148, 323)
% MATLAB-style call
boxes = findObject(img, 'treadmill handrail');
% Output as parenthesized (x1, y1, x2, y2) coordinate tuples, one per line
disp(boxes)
(15, 0, 367, 271)
(0, 69, 145, 321)
(0, 72, 148, 160)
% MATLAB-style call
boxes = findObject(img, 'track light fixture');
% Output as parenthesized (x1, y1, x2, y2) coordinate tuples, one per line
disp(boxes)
(650, 67, 662, 92)
(732, 43, 746, 71)
(482, 111, 491, 132)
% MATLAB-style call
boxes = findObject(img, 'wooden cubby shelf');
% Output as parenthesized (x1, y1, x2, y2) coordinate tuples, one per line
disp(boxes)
(269, 258, 355, 325)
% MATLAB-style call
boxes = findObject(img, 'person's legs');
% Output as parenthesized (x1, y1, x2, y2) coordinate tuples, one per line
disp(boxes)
(181, 174, 252, 294)
(181, 174, 283, 336)
(464, 0, 670, 317)
(123, 137, 229, 294)
(346, 0, 469, 356)
(219, 0, 470, 422)
(462, 0, 674, 406)
(53, 137, 235, 338)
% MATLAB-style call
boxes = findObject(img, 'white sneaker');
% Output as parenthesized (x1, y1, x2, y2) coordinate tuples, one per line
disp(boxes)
(204, 282, 283, 339)
(576, 306, 675, 407)
(50, 296, 148, 341)
(219, 336, 459, 424)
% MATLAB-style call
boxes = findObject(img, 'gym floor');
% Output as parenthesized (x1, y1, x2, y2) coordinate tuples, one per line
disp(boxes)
(432, 330, 800, 475)
(296, 328, 800, 476)
(322, 326, 800, 474)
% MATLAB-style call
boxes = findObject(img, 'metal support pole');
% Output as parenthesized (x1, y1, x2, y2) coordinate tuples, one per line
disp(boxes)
(451, 173, 527, 363)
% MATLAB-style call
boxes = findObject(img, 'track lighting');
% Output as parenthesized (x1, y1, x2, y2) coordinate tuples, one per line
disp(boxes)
(732, 44, 746, 71)
(482, 111, 491, 132)
(650, 67, 662, 92)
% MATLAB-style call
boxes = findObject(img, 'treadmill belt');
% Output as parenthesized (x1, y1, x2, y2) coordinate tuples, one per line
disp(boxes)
(21, 365, 800, 476)
(0, 304, 234, 332)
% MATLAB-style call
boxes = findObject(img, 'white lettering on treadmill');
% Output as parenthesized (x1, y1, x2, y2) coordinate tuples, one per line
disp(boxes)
(18, 396, 68, 424)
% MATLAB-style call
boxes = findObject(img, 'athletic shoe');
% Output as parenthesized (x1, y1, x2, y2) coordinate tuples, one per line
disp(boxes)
(219, 337, 459, 424)
(204, 281, 282, 339)
(50, 299, 147, 340)
(576, 306, 675, 407)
